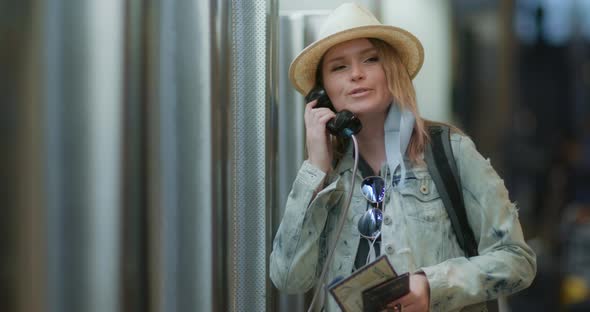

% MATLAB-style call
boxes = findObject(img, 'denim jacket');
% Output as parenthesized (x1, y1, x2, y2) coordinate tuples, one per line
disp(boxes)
(270, 133, 537, 312)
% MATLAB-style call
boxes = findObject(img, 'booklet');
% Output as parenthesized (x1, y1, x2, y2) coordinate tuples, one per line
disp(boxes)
(328, 255, 410, 312)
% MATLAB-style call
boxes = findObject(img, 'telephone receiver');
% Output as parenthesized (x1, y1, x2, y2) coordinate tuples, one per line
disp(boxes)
(305, 86, 362, 138)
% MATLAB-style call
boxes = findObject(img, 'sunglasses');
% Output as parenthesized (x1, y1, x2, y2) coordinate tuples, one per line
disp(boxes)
(357, 176, 387, 240)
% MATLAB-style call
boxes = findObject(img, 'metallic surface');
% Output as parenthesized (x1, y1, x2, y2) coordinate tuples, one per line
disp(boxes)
(42, 1, 124, 312)
(150, 0, 218, 311)
(211, 0, 233, 311)
(211, 0, 232, 311)
(273, 11, 328, 312)
(229, 0, 276, 311)
(2, 0, 275, 311)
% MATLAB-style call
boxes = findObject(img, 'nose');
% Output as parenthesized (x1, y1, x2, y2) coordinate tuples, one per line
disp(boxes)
(350, 62, 365, 81)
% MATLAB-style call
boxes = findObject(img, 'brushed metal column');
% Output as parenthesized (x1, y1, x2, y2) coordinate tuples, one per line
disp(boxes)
(43, 1, 124, 312)
(273, 13, 307, 312)
(146, 0, 218, 311)
(145, 0, 276, 311)
(273, 11, 327, 312)
(228, 0, 277, 311)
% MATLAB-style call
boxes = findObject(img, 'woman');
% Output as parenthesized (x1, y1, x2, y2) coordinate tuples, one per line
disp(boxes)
(270, 3, 536, 312)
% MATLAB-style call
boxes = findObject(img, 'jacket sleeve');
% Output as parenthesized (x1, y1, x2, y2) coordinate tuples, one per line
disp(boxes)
(269, 160, 340, 293)
(420, 135, 537, 311)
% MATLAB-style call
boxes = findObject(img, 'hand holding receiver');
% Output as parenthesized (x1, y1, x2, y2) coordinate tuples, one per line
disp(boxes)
(304, 99, 335, 174)
(305, 86, 362, 138)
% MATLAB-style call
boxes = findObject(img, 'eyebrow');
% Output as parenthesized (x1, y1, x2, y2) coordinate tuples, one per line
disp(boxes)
(324, 47, 378, 65)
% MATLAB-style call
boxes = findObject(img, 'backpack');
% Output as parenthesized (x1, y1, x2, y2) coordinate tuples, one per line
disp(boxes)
(424, 125, 499, 312)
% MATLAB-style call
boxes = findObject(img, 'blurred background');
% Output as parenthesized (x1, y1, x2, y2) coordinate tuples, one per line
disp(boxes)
(1, 0, 589, 311)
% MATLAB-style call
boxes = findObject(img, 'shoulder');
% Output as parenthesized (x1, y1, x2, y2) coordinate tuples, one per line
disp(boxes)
(449, 130, 464, 142)
(424, 120, 476, 155)
(448, 132, 503, 195)
(424, 120, 467, 140)
(448, 131, 483, 169)
(449, 131, 473, 148)
(449, 131, 479, 155)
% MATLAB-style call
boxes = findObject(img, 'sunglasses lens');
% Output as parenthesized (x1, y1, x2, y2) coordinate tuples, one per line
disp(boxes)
(357, 208, 383, 238)
(360, 176, 386, 203)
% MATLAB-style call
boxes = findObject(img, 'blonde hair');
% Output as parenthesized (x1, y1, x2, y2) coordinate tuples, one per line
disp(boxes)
(368, 38, 428, 163)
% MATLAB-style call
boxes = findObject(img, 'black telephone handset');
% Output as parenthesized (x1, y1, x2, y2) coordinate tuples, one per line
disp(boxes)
(305, 86, 362, 138)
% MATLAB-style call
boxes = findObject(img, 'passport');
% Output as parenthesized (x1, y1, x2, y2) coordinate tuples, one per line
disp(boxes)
(328, 255, 410, 312)
(362, 272, 410, 311)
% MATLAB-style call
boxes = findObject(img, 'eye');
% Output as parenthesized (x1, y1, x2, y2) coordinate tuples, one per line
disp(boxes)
(365, 56, 379, 63)
(331, 64, 346, 72)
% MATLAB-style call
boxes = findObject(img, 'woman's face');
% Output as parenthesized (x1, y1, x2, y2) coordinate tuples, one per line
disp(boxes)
(321, 38, 393, 117)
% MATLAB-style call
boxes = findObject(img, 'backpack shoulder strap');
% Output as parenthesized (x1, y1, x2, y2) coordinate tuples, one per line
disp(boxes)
(424, 125, 499, 312)
(424, 125, 478, 257)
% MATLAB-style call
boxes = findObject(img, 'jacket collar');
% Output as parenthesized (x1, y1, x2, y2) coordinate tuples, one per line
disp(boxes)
(333, 141, 427, 179)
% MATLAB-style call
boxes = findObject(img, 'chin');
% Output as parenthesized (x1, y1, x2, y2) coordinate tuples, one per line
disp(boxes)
(352, 102, 387, 113)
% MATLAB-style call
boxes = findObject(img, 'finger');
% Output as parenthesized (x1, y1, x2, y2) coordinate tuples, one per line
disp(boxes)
(308, 108, 334, 123)
(317, 111, 336, 123)
(305, 99, 318, 111)
(386, 299, 407, 309)
(308, 108, 335, 120)
(305, 106, 333, 122)
(390, 301, 420, 312)
(311, 106, 335, 114)
(395, 304, 420, 312)
(385, 302, 396, 309)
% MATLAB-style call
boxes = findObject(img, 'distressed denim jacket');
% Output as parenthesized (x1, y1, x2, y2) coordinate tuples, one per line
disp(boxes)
(270, 133, 537, 312)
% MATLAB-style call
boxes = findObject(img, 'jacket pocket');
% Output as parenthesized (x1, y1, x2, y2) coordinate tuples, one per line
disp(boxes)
(398, 177, 453, 266)
(398, 177, 448, 223)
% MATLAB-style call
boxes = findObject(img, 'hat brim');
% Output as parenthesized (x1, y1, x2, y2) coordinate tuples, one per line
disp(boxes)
(289, 25, 424, 95)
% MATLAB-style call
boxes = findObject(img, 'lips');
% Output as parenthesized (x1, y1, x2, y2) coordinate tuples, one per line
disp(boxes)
(348, 87, 372, 96)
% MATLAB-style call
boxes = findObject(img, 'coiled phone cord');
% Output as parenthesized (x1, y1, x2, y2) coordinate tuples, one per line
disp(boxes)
(307, 134, 359, 312)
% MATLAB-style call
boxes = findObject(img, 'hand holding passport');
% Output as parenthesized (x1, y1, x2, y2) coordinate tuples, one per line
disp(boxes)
(328, 255, 410, 312)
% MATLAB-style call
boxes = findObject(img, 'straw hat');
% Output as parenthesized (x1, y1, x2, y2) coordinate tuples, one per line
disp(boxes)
(289, 3, 424, 95)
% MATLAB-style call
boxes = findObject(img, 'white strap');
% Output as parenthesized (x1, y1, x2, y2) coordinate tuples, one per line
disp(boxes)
(384, 103, 415, 186)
